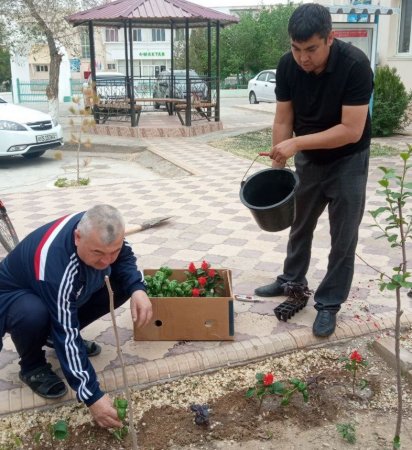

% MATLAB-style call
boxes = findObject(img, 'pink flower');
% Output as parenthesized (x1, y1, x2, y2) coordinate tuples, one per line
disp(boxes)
(188, 262, 197, 274)
(192, 288, 200, 297)
(350, 350, 362, 363)
(208, 268, 216, 278)
(201, 260, 209, 271)
(198, 276, 207, 287)
(263, 373, 274, 386)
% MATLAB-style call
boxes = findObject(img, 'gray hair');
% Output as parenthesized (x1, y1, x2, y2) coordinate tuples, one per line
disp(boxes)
(76, 204, 125, 244)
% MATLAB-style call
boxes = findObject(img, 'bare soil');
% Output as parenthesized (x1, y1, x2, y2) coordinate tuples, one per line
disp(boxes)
(1, 331, 412, 450)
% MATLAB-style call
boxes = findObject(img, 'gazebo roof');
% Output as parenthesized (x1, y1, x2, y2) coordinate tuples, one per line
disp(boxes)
(66, 0, 239, 28)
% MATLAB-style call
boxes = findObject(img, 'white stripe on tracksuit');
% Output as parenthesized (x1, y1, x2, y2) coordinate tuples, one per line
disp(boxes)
(57, 253, 93, 401)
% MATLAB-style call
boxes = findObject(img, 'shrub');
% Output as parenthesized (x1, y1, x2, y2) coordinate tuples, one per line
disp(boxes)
(372, 65, 412, 137)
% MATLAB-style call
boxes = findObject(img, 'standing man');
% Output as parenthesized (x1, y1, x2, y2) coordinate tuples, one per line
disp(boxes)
(0, 204, 152, 429)
(255, 4, 374, 337)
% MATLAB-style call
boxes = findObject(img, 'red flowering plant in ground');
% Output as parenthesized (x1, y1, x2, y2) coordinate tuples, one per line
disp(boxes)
(246, 372, 308, 413)
(339, 350, 369, 395)
(185, 260, 224, 297)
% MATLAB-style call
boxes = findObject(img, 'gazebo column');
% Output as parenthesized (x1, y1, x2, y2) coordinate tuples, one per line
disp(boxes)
(128, 19, 137, 127)
(88, 21, 99, 123)
(124, 22, 130, 98)
(185, 18, 191, 126)
(215, 21, 220, 122)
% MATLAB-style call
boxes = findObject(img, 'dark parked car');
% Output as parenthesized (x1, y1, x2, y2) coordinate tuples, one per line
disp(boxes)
(153, 70, 208, 108)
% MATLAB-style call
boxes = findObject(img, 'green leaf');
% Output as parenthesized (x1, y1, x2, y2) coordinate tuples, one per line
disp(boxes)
(400, 152, 410, 161)
(359, 379, 368, 390)
(280, 397, 290, 406)
(34, 432, 42, 444)
(272, 381, 286, 395)
(369, 207, 389, 218)
(245, 388, 255, 398)
(302, 390, 309, 402)
(378, 179, 389, 187)
(114, 398, 128, 409)
(52, 420, 69, 440)
(393, 435, 401, 449)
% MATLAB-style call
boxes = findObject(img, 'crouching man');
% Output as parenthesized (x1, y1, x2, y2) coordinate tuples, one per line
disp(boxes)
(0, 204, 152, 428)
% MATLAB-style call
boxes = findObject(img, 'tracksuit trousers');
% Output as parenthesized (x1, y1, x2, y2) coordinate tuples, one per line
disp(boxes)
(2, 277, 129, 374)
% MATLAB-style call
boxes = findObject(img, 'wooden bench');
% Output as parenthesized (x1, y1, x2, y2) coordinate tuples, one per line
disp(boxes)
(94, 99, 142, 125)
(175, 102, 216, 125)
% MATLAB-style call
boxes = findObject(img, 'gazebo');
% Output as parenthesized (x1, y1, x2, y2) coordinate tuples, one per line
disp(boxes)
(66, 0, 239, 127)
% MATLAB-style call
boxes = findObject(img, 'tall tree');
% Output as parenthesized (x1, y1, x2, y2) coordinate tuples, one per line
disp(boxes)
(219, 5, 295, 80)
(0, 26, 11, 88)
(0, 0, 99, 119)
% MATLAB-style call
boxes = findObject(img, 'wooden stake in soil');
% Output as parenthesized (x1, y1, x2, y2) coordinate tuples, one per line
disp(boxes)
(105, 276, 138, 450)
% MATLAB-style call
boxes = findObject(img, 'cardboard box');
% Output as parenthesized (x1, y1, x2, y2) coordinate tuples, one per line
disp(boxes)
(134, 269, 234, 341)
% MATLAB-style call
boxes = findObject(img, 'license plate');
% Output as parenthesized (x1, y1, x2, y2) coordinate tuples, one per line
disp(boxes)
(36, 133, 57, 143)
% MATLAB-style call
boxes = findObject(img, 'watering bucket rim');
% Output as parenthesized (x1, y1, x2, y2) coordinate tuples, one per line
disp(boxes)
(239, 167, 299, 211)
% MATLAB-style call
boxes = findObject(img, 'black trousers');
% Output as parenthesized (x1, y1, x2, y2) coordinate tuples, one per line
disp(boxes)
(4, 277, 129, 374)
(276, 149, 369, 312)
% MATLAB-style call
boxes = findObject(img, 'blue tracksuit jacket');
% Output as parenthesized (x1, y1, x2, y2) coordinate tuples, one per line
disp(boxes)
(0, 212, 146, 406)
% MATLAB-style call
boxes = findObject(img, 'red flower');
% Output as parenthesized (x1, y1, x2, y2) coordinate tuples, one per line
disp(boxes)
(192, 288, 200, 297)
(201, 260, 209, 271)
(198, 276, 207, 287)
(188, 262, 197, 274)
(208, 268, 216, 278)
(263, 373, 274, 386)
(350, 350, 362, 363)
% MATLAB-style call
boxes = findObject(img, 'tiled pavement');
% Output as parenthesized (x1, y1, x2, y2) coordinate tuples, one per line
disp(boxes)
(0, 99, 411, 415)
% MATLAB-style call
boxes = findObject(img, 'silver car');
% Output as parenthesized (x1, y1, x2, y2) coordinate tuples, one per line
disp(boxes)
(153, 70, 208, 108)
(248, 69, 277, 104)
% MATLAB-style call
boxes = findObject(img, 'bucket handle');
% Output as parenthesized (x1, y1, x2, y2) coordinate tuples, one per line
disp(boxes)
(240, 152, 291, 187)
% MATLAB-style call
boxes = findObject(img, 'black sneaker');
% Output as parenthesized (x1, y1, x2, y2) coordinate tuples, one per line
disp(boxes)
(313, 310, 337, 337)
(254, 281, 285, 297)
(46, 337, 101, 357)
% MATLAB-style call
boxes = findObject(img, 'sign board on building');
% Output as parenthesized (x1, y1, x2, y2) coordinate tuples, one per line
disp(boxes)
(333, 23, 377, 69)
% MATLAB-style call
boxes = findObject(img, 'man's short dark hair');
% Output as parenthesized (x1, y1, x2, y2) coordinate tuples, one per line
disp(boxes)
(288, 3, 332, 42)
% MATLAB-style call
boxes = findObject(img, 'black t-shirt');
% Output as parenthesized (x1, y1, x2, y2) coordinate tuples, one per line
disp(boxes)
(275, 38, 374, 163)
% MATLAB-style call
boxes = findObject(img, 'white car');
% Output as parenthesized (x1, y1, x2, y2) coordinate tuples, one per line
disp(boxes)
(0, 97, 63, 158)
(248, 69, 277, 104)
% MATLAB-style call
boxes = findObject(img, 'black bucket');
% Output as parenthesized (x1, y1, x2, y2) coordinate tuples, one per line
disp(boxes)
(239, 167, 299, 232)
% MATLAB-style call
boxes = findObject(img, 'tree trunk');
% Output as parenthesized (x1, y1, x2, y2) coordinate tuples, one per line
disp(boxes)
(23, 0, 62, 121)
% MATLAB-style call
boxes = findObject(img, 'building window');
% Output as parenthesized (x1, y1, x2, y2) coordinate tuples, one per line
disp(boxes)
(152, 28, 165, 42)
(105, 28, 119, 42)
(35, 65, 48, 72)
(132, 29, 142, 41)
(80, 29, 90, 58)
(175, 28, 185, 41)
(399, 0, 412, 53)
(107, 63, 116, 70)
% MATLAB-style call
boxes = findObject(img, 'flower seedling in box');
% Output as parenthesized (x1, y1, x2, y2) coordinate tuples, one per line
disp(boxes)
(145, 261, 224, 298)
(246, 372, 309, 413)
(340, 350, 368, 395)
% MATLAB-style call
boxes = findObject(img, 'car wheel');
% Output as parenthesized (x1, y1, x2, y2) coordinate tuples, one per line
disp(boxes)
(249, 92, 258, 104)
(22, 151, 46, 159)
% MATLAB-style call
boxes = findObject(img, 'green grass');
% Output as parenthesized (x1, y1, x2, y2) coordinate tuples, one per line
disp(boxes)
(208, 127, 401, 164)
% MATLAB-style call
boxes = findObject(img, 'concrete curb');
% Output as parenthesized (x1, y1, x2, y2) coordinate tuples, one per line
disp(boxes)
(372, 335, 412, 383)
(1, 311, 410, 416)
